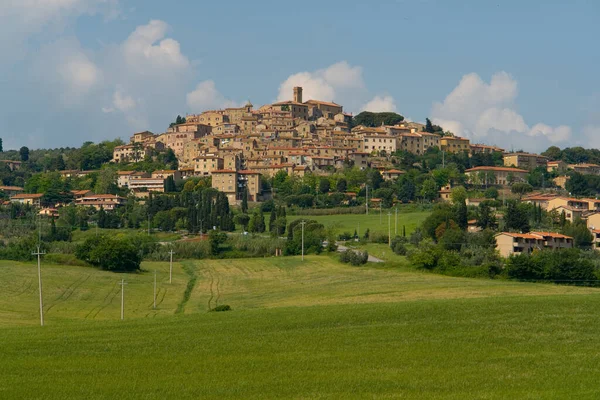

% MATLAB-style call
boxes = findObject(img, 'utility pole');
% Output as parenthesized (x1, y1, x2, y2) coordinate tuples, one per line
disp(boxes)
(33, 246, 45, 327)
(300, 220, 306, 261)
(120, 279, 127, 320)
(388, 212, 392, 246)
(395, 207, 398, 236)
(169, 250, 174, 284)
(153, 270, 157, 309)
(365, 185, 369, 215)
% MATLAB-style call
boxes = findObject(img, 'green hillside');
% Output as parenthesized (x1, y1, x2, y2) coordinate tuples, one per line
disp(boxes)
(2, 257, 600, 398)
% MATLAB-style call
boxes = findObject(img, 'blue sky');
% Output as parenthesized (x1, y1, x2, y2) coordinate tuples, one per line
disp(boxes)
(0, 0, 598, 151)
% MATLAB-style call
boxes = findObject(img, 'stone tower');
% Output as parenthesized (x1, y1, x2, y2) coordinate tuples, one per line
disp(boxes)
(293, 86, 303, 103)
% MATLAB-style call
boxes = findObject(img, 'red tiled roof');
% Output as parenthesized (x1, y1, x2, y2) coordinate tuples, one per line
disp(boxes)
(465, 166, 528, 173)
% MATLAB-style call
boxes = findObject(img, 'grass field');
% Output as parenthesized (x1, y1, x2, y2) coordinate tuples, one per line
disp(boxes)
(2, 257, 600, 398)
(290, 210, 430, 237)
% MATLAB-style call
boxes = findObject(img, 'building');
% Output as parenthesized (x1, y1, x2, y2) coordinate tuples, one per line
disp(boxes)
(568, 163, 600, 175)
(503, 152, 548, 170)
(238, 170, 262, 201)
(75, 194, 126, 210)
(363, 135, 397, 154)
(270, 87, 309, 121)
(0, 160, 22, 171)
(547, 160, 568, 173)
(464, 166, 528, 186)
(304, 99, 343, 120)
(128, 178, 166, 193)
(10, 193, 43, 207)
(495, 231, 573, 257)
(193, 156, 224, 176)
(382, 169, 404, 181)
(440, 136, 470, 153)
(0, 186, 24, 197)
(470, 144, 504, 155)
(211, 170, 238, 203)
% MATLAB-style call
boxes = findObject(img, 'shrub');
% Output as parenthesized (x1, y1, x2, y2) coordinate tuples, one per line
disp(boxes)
(370, 232, 388, 244)
(338, 232, 353, 241)
(210, 305, 232, 312)
(339, 249, 369, 266)
(75, 235, 141, 272)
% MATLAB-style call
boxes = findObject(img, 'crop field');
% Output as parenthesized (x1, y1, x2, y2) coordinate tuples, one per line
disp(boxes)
(291, 209, 430, 237)
(2, 257, 600, 398)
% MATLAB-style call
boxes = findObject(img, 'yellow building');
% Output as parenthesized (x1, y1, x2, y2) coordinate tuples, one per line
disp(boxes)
(194, 156, 224, 176)
(440, 136, 470, 153)
(304, 99, 343, 120)
(363, 135, 397, 154)
(211, 170, 238, 203)
(495, 232, 573, 258)
(464, 166, 528, 186)
(503, 152, 548, 170)
(238, 170, 262, 201)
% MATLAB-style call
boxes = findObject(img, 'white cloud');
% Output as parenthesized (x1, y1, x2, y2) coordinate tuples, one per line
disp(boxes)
(112, 88, 136, 112)
(186, 80, 238, 111)
(431, 72, 572, 150)
(121, 20, 189, 72)
(31, 37, 102, 106)
(361, 95, 397, 113)
(277, 61, 365, 104)
(583, 125, 600, 148)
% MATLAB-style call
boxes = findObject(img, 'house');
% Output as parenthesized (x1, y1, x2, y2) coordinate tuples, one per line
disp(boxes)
(495, 231, 573, 257)
(10, 193, 43, 207)
(0, 160, 22, 171)
(547, 160, 567, 173)
(470, 144, 504, 155)
(382, 169, 405, 181)
(568, 163, 600, 175)
(0, 186, 24, 197)
(75, 194, 126, 210)
(464, 166, 528, 186)
(128, 178, 167, 193)
(439, 185, 452, 201)
(71, 190, 94, 199)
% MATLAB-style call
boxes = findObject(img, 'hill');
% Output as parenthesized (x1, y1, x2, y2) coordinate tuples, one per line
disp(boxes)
(2, 257, 600, 398)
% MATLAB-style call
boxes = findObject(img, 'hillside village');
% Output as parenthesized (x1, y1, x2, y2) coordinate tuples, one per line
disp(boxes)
(2, 86, 600, 261)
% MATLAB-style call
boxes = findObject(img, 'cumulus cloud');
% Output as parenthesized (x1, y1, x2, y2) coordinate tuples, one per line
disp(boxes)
(277, 61, 365, 105)
(361, 95, 397, 113)
(186, 80, 238, 111)
(277, 61, 400, 113)
(431, 72, 572, 150)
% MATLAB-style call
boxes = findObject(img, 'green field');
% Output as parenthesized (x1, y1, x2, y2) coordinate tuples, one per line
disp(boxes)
(290, 210, 430, 237)
(2, 257, 600, 398)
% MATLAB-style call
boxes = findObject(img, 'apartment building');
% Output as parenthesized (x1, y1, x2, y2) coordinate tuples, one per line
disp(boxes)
(363, 135, 397, 154)
(194, 156, 224, 176)
(211, 170, 238, 203)
(495, 231, 573, 257)
(464, 166, 528, 186)
(440, 136, 470, 153)
(503, 152, 548, 170)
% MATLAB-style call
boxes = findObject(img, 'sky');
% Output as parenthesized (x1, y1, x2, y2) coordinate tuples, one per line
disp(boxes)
(0, 0, 598, 152)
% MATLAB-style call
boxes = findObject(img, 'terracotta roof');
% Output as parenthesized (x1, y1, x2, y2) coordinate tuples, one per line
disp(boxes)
(0, 186, 24, 191)
(531, 231, 573, 239)
(465, 166, 528, 173)
(11, 193, 43, 199)
(304, 99, 341, 107)
(238, 170, 260, 175)
(496, 232, 544, 240)
(211, 169, 237, 173)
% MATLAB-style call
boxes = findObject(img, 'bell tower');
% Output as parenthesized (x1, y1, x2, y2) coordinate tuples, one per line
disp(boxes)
(293, 86, 303, 103)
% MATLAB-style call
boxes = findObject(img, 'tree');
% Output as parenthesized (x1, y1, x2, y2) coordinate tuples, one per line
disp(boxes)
(352, 111, 404, 127)
(477, 202, 497, 230)
(562, 219, 593, 249)
(336, 178, 347, 193)
(504, 201, 530, 233)
(0, 138, 3, 152)
(75, 235, 141, 271)
(19, 146, 29, 162)
(425, 118, 434, 133)
(318, 178, 330, 194)
(248, 208, 265, 233)
(164, 176, 176, 193)
(419, 178, 438, 202)
(234, 213, 250, 231)
(454, 199, 468, 230)
(208, 230, 227, 255)
(511, 182, 533, 197)
(450, 186, 468, 204)
(241, 187, 248, 213)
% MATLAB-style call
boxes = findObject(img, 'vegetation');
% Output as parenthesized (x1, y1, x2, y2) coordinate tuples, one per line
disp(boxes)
(351, 111, 404, 127)
(2, 257, 600, 398)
